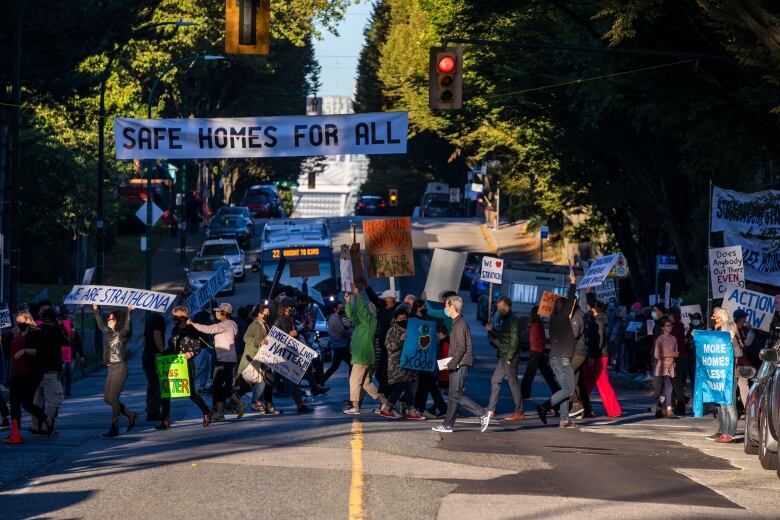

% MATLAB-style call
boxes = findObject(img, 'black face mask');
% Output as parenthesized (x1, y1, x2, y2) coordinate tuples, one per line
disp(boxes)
(396, 320, 407, 329)
(173, 317, 187, 326)
(17, 323, 29, 332)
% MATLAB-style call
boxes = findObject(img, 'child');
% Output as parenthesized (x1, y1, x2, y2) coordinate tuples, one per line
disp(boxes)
(654, 319, 679, 419)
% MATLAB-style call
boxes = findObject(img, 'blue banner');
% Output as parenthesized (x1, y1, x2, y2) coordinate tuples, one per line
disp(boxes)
(693, 330, 735, 417)
(399, 318, 437, 373)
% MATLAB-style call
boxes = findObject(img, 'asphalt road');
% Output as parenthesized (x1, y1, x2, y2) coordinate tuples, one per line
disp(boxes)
(1, 216, 778, 519)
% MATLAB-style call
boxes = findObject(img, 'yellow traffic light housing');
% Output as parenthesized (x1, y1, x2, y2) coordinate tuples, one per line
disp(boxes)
(388, 189, 399, 206)
(429, 47, 463, 110)
(225, 0, 270, 55)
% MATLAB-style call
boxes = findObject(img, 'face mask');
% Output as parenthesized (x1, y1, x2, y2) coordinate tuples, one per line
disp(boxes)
(173, 317, 186, 326)
(17, 323, 28, 332)
(652, 311, 661, 320)
(396, 320, 407, 329)
(444, 307, 452, 318)
(691, 320, 701, 326)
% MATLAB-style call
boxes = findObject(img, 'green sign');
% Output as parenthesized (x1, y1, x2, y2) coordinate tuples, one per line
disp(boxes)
(156, 354, 191, 398)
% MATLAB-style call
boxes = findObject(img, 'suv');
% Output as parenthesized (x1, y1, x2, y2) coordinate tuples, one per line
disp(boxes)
(185, 256, 234, 295)
(198, 239, 245, 281)
(242, 186, 281, 218)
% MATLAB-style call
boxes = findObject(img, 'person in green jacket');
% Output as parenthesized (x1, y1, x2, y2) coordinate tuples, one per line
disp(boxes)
(343, 283, 388, 415)
(484, 296, 524, 426)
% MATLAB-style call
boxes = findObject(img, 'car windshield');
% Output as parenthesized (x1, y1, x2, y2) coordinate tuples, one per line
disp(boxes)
(218, 207, 249, 218)
(362, 197, 381, 205)
(212, 217, 243, 228)
(202, 243, 240, 256)
(428, 200, 449, 208)
(191, 259, 228, 272)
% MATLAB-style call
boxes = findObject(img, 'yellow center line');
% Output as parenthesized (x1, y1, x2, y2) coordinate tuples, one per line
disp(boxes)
(348, 419, 365, 520)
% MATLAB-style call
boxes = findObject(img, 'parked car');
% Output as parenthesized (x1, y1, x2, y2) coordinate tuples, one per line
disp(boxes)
(185, 256, 234, 296)
(421, 197, 452, 218)
(755, 347, 780, 476)
(355, 195, 386, 216)
(198, 238, 245, 281)
(242, 186, 282, 218)
(215, 206, 254, 236)
(744, 364, 764, 455)
(206, 215, 251, 249)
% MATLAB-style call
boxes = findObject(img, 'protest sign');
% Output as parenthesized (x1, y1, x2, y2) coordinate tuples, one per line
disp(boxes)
(613, 253, 629, 278)
(693, 330, 735, 417)
(538, 291, 561, 319)
(709, 245, 744, 298)
(186, 264, 230, 315)
(114, 112, 408, 160)
(64, 285, 175, 313)
(646, 319, 654, 336)
(362, 218, 414, 278)
(423, 249, 467, 301)
(340, 245, 353, 292)
(350, 243, 366, 289)
(680, 304, 703, 330)
(721, 286, 776, 332)
(595, 278, 617, 303)
(577, 254, 619, 289)
(156, 355, 192, 398)
(437, 357, 453, 371)
(723, 232, 780, 286)
(257, 326, 318, 384)
(480, 256, 504, 284)
(625, 321, 642, 333)
(400, 318, 438, 373)
(711, 186, 780, 236)
(0, 307, 10, 329)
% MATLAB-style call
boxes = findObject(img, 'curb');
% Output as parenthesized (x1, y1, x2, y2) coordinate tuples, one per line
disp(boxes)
(480, 224, 500, 256)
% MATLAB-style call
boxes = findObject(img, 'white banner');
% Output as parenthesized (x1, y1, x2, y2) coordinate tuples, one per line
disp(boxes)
(186, 265, 230, 316)
(721, 286, 776, 332)
(711, 186, 780, 236)
(480, 256, 504, 284)
(723, 232, 780, 287)
(258, 326, 318, 384)
(578, 254, 619, 289)
(709, 245, 744, 298)
(114, 112, 408, 160)
(63, 285, 176, 313)
(595, 278, 617, 303)
(0, 307, 10, 329)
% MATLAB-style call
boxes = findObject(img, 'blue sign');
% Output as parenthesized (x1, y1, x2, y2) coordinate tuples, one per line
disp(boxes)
(656, 255, 678, 271)
(693, 330, 734, 417)
(540, 226, 549, 239)
(399, 318, 437, 373)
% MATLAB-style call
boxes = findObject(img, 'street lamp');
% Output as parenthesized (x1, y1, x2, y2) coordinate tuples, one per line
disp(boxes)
(145, 54, 225, 290)
(96, 20, 195, 289)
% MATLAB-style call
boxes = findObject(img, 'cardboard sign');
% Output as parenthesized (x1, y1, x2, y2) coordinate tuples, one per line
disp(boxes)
(721, 286, 776, 332)
(538, 291, 561, 319)
(363, 218, 414, 278)
(680, 304, 702, 331)
(577, 254, 619, 289)
(693, 330, 735, 416)
(350, 243, 366, 289)
(340, 245, 354, 292)
(400, 318, 438, 373)
(480, 256, 504, 284)
(595, 278, 617, 303)
(186, 265, 230, 315)
(64, 285, 175, 313)
(709, 245, 744, 298)
(423, 248, 467, 301)
(258, 326, 318, 384)
(156, 355, 192, 398)
(0, 307, 10, 329)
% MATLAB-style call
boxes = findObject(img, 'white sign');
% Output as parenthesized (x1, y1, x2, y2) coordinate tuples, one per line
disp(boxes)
(680, 304, 702, 331)
(711, 186, 780, 236)
(595, 278, 617, 303)
(723, 232, 780, 286)
(709, 245, 744, 298)
(437, 357, 453, 371)
(339, 258, 354, 293)
(258, 326, 318, 384)
(469, 183, 484, 193)
(423, 249, 467, 301)
(135, 201, 164, 227)
(577, 254, 619, 289)
(0, 307, 10, 329)
(186, 265, 230, 315)
(480, 256, 504, 284)
(63, 285, 176, 313)
(114, 112, 409, 160)
(449, 188, 460, 203)
(721, 286, 776, 333)
(81, 267, 96, 285)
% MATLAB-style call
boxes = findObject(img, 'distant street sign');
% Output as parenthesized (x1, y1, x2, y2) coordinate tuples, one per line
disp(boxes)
(656, 255, 678, 271)
(540, 226, 549, 240)
(136, 201, 164, 227)
(449, 188, 460, 203)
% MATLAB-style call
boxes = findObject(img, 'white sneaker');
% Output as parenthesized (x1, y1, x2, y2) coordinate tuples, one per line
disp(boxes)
(342, 407, 360, 415)
(432, 424, 453, 433)
(480, 415, 491, 432)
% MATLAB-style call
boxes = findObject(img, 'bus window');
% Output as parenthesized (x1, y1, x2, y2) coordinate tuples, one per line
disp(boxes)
(263, 259, 336, 300)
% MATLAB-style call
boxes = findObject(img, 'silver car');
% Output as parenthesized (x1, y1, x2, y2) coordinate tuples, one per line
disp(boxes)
(185, 256, 234, 295)
(198, 239, 245, 281)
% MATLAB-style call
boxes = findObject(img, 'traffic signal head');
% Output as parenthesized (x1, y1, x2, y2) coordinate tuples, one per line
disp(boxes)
(225, 0, 270, 55)
(429, 47, 463, 110)
(388, 189, 399, 206)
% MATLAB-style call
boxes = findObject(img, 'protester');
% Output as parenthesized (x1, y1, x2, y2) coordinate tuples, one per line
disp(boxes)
(733, 309, 757, 413)
(708, 307, 742, 443)
(142, 312, 166, 422)
(31, 309, 69, 434)
(343, 284, 389, 415)
(271, 297, 317, 414)
(653, 319, 679, 419)
(403, 294, 417, 308)
(228, 304, 273, 416)
(93, 304, 138, 437)
(624, 302, 646, 376)
(322, 301, 352, 385)
(609, 306, 627, 371)
(537, 267, 577, 428)
(668, 307, 690, 415)
(157, 307, 214, 429)
(432, 296, 489, 433)
(381, 307, 424, 419)
(7, 312, 52, 441)
(189, 303, 242, 421)
(413, 302, 448, 419)
(521, 305, 559, 400)
(686, 312, 706, 391)
(58, 312, 84, 398)
(365, 287, 399, 395)
(437, 324, 451, 394)
(192, 304, 215, 394)
(583, 301, 622, 417)
(485, 297, 524, 422)
(569, 302, 592, 419)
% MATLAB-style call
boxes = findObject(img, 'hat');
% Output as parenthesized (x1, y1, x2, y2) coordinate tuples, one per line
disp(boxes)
(280, 296, 296, 308)
(631, 302, 642, 312)
(213, 302, 233, 314)
(379, 290, 396, 300)
(733, 309, 748, 321)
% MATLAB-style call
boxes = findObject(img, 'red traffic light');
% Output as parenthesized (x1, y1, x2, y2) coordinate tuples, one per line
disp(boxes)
(437, 55, 456, 74)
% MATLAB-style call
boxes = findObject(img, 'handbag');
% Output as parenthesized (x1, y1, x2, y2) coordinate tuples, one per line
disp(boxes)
(241, 356, 265, 384)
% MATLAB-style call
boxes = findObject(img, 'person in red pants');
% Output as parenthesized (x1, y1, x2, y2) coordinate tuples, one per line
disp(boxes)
(584, 301, 622, 417)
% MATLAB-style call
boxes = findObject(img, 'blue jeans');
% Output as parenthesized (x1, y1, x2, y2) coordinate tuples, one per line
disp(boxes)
(548, 357, 575, 421)
(718, 372, 738, 436)
(194, 349, 212, 390)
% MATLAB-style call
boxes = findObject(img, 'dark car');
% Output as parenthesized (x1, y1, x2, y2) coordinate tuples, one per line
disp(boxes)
(215, 205, 254, 236)
(206, 215, 251, 249)
(356, 196, 386, 216)
(421, 197, 451, 218)
(755, 346, 780, 476)
(242, 187, 282, 218)
(743, 364, 764, 455)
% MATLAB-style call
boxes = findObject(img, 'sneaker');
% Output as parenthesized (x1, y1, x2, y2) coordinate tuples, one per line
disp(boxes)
(569, 403, 584, 419)
(715, 434, 735, 443)
(505, 412, 525, 421)
(211, 413, 225, 422)
(379, 408, 400, 419)
(297, 405, 314, 415)
(251, 402, 265, 414)
(536, 405, 548, 425)
(405, 410, 425, 421)
(265, 405, 282, 415)
(235, 402, 246, 419)
(431, 425, 453, 433)
(422, 410, 437, 420)
(480, 414, 491, 432)
(559, 420, 578, 429)
(342, 407, 361, 415)
(312, 385, 330, 396)
(706, 432, 722, 440)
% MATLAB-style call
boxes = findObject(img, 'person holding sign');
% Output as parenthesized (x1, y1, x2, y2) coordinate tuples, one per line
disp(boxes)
(380, 307, 424, 420)
(484, 297, 524, 424)
(93, 304, 139, 437)
(653, 320, 680, 419)
(707, 308, 743, 443)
